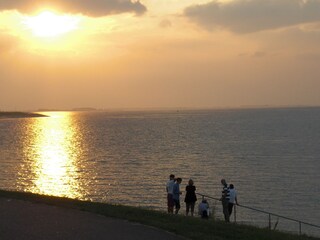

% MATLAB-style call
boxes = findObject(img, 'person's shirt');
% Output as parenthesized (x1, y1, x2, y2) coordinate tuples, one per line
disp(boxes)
(185, 185, 196, 195)
(198, 202, 209, 213)
(166, 179, 175, 195)
(229, 188, 237, 204)
(222, 185, 230, 200)
(185, 185, 197, 203)
(172, 183, 180, 200)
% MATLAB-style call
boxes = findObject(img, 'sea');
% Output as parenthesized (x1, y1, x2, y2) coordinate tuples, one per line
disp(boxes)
(0, 107, 319, 236)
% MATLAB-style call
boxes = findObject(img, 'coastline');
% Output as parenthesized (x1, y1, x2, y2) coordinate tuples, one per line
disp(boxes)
(0, 112, 47, 119)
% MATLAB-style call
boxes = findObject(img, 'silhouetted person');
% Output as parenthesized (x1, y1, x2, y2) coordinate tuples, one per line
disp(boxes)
(184, 179, 197, 216)
(173, 178, 182, 214)
(220, 178, 230, 222)
(228, 184, 238, 216)
(166, 174, 175, 214)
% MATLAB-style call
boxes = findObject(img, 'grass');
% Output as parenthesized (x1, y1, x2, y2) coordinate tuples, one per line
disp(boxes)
(0, 189, 318, 240)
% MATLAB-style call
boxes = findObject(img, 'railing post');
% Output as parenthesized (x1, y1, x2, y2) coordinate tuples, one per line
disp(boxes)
(269, 214, 271, 230)
(299, 221, 302, 235)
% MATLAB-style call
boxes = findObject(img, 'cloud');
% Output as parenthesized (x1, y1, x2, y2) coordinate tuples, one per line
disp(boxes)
(253, 51, 267, 58)
(0, 0, 146, 16)
(296, 52, 320, 62)
(184, 0, 320, 33)
(159, 19, 172, 28)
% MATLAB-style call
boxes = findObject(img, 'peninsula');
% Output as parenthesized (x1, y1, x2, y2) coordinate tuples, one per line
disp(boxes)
(0, 112, 47, 119)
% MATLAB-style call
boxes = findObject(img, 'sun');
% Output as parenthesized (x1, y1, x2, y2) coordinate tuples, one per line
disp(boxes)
(23, 10, 80, 38)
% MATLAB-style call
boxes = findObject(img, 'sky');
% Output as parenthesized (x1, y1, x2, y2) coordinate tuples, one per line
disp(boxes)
(1, 0, 320, 110)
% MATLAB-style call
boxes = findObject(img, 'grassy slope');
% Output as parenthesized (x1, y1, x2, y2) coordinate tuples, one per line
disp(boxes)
(0, 190, 318, 240)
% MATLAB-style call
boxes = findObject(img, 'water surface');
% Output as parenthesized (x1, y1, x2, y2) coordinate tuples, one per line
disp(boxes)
(0, 108, 319, 235)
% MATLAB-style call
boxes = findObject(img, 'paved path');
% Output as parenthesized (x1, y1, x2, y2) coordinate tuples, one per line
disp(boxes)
(0, 198, 186, 240)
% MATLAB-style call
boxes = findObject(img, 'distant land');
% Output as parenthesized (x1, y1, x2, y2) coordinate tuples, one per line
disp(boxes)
(0, 112, 47, 119)
(37, 107, 97, 112)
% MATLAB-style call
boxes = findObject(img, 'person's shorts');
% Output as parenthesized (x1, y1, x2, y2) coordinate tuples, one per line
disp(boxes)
(201, 210, 208, 218)
(167, 194, 174, 208)
(173, 199, 180, 209)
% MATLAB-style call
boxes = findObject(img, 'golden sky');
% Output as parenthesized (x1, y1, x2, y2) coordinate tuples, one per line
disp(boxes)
(1, 0, 320, 110)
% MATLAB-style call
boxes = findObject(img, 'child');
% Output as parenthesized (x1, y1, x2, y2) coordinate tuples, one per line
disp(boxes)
(198, 199, 210, 219)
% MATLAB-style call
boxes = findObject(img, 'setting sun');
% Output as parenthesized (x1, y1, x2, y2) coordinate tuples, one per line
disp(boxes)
(23, 11, 80, 37)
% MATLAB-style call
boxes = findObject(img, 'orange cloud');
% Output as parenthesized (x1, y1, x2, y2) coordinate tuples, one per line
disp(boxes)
(0, 0, 146, 16)
(184, 0, 320, 33)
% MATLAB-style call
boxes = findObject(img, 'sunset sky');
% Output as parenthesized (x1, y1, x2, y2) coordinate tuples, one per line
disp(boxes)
(1, 0, 320, 110)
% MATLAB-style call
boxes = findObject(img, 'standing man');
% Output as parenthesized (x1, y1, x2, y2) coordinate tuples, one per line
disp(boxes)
(228, 184, 238, 216)
(173, 178, 182, 214)
(220, 178, 230, 222)
(166, 174, 175, 214)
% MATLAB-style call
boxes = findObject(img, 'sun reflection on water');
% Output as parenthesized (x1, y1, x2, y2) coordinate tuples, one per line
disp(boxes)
(20, 112, 84, 199)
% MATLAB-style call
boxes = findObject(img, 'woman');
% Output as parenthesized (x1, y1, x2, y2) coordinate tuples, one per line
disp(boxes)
(184, 179, 197, 216)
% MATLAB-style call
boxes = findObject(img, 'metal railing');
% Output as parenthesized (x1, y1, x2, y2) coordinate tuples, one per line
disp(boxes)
(196, 193, 320, 236)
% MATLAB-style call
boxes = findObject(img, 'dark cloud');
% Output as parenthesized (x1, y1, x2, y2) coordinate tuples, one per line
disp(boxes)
(0, 0, 146, 16)
(184, 0, 320, 33)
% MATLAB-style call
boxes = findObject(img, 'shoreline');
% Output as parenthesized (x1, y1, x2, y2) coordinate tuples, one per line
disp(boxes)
(0, 112, 47, 119)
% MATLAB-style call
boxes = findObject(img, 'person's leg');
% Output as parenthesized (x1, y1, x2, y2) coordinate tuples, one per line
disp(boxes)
(202, 210, 208, 219)
(186, 202, 190, 216)
(228, 202, 234, 216)
(190, 202, 195, 216)
(222, 199, 230, 222)
(167, 194, 172, 213)
(175, 200, 180, 214)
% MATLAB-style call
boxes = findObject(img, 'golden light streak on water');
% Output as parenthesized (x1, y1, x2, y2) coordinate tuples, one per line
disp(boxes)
(20, 112, 83, 199)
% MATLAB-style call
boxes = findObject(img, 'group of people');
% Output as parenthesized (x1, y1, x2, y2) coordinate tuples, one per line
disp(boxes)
(220, 178, 238, 222)
(166, 174, 201, 217)
(166, 174, 238, 221)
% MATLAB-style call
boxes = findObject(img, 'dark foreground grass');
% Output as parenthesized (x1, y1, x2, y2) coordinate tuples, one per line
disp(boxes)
(0, 190, 318, 240)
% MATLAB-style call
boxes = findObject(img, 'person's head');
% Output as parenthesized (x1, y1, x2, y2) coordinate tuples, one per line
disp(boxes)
(221, 179, 227, 186)
(202, 199, 207, 204)
(229, 184, 234, 189)
(169, 174, 175, 180)
(188, 179, 194, 186)
(176, 178, 182, 184)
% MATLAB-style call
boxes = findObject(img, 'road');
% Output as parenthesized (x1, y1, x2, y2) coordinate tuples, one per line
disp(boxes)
(0, 198, 186, 240)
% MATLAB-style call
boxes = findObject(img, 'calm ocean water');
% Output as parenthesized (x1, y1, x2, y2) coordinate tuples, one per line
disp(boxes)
(0, 107, 319, 235)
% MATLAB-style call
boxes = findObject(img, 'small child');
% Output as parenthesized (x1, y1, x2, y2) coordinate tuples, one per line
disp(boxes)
(198, 199, 210, 219)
